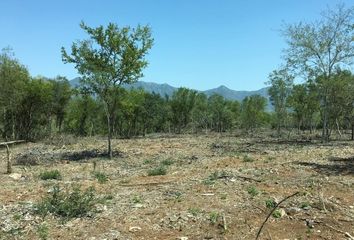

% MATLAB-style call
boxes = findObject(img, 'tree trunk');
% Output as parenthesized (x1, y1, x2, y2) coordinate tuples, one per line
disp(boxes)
(107, 114, 113, 159)
(351, 123, 354, 141)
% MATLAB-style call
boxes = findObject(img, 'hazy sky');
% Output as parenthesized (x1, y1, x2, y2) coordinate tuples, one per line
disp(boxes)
(0, 0, 351, 90)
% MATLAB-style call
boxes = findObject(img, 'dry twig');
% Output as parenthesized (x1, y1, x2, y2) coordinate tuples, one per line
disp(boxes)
(255, 191, 300, 240)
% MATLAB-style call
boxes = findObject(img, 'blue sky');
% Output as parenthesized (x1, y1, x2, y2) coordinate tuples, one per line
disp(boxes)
(0, 0, 350, 90)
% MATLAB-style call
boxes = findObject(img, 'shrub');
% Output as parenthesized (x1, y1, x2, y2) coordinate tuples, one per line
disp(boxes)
(247, 186, 259, 197)
(272, 209, 282, 218)
(34, 185, 96, 219)
(39, 170, 62, 180)
(265, 198, 277, 209)
(147, 166, 167, 176)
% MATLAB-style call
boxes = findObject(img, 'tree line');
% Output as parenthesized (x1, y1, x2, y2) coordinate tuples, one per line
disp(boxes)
(1, 4, 354, 153)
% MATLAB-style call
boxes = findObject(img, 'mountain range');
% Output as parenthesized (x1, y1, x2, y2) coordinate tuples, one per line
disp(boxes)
(70, 77, 271, 107)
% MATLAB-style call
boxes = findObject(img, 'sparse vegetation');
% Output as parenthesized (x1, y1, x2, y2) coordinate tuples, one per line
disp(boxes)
(39, 170, 62, 180)
(34, 185, 96, 219)
(147, 166, 167, 176)
(247, 186, 259, 197)
(93, 171, 108, 184)
(209, 211, 220, 224)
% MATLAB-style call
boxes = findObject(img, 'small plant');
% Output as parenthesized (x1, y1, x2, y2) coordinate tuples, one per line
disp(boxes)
(161, 159, 174, 166)
(220, 193, 227, 200)
(209, 211, 220, 224)
(13, 214, 21, 221)
(147, 166, 167, 176)
(143, 159, 153, 165)
(39, 170, 62, 180)
(265, 198, 277, 209)
(272, 209, 282, 218)
(93, 171, 108, 184)
(247, 186, 259, 197)
(188, 207, 201, 216)
(37, 223, 49, 240)
(243, 155, 254, 162)
(131, 195, 143, 204)
(300, 201, 310, 209)
(34, 184, 96, 220)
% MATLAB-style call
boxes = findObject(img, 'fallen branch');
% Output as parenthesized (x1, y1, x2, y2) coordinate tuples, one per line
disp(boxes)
(255, 191, 300, 240)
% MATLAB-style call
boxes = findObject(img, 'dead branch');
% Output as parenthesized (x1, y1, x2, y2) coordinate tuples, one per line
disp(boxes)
(255, 191, 300, 240)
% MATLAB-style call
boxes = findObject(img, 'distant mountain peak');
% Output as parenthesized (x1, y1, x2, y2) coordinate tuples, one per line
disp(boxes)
(69, 78, 270, 109)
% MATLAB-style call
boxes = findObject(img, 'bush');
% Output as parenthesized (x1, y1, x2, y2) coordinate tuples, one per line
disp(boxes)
(147, 166, 167, 176)
(35, 185, 96, 219)
(39, 170, 62, 180)
(247, 186, 259, 197)
(265, 198, 277, 209)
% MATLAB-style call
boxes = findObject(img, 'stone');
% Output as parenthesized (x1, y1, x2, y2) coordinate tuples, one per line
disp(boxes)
(129, 226, 141, 232)
(9, 173, 22, 180)
(285, 207, 301, 216)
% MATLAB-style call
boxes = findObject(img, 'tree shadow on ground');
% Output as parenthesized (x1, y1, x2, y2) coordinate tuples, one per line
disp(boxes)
(62, 149, 123, 161)
(296, 157, 354, 176)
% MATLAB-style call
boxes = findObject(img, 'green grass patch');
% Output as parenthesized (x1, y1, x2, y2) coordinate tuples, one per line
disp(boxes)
(39, 170, 62, 180)
(147, 166, 167, 176)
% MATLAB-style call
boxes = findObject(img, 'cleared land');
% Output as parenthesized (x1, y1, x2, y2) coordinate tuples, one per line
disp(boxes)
(0, 133, 353, 239)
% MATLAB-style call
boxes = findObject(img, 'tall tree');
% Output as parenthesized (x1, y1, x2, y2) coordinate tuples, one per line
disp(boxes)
(267, 68, 293, 135)
(0, 48, 29, 140)
(170, 88, 197, 133)
(50, 76, 72, 132)
(62, 22, 153, 158)
(282, 4, 354, 141)
(240, 95, 268, 131)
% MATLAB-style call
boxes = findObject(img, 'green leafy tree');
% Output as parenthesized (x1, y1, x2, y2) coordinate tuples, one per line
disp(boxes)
(0, 48, 29, 140)
(170, 88, 197, 133)
(50, 76, 72, 132)
(62, 22, 153, 158)
(282, 4, 354, 141)
(267, 68, 294, 135)
(17, 77, 53, 140)
(241, 95, 268, 131)
(288, 82, 320, 133)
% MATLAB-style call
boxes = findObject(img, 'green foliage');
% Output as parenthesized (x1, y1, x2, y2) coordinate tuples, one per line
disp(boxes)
(131, 195, 143, 204)
(35, 185, 96, 219)
(209, 211, 220, 224)
(243, 155, 254, 162)
(170, 88, 197, 133)
(188, 207, 202, 216)
(265, 199, 277, 209)
(241, 95, 268, 131)
(39, 170, 62, 180)
(247, 186, 259, 197)
(93, 171, 108, 184)
(267, 68, 293, 134)
(147, 166, 167, 176)
(300, 201, 310, 209)
(37, 223, 49, 240)
(161, 158, 174, 166)
(62, 21, 153, 158)
(272, 209, 282, 218)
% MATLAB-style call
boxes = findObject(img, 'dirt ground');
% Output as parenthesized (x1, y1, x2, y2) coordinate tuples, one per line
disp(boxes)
(0, 133, 353, 240)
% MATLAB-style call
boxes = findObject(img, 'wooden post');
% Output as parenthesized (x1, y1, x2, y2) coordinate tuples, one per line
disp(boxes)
(6, 144, 11, 174)
(0, 140, 25, 174)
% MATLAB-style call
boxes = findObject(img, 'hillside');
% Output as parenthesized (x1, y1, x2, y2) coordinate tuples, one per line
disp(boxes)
(70, 78, 270, 104)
